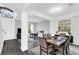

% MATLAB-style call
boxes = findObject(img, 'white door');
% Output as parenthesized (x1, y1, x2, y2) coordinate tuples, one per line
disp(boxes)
(1, 17, 16, 40)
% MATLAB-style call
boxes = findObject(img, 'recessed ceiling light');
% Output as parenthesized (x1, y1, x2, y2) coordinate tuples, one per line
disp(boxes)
(49, 6, 64, 13)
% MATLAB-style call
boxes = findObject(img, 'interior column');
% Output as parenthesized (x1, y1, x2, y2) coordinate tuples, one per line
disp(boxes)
(21, 12, 28, 51)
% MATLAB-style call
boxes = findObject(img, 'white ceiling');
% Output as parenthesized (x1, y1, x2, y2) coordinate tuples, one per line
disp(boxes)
(0, 3, 79, 22)
(28, 3, 79, 19)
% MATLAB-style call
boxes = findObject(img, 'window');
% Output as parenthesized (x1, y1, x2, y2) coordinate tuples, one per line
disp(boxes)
(28, 23, 34, 33)
(0, 7, 16, 18)
(58, 19, 71, 32)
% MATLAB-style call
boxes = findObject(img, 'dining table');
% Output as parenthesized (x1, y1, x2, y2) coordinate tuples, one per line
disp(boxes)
(47, 37, 67, 55)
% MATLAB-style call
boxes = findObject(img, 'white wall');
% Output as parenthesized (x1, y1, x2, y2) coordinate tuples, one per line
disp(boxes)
(0, 19, 4, 54)
(0, 31, 4, 54)
(35, 20, 50, 33)
(71, 17, 79, 45)
(15, 20, 21, 34)
(50, 19, 58, 36)
(1, 17, 16, 40)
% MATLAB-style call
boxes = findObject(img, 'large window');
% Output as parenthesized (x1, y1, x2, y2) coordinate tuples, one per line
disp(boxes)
(58, 19, 71, 32)
(0, 7, 16, 18)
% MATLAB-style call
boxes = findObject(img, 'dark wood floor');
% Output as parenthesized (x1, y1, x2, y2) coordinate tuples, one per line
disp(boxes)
(1, 39, 29, 55)
(1, 38, 79, 55)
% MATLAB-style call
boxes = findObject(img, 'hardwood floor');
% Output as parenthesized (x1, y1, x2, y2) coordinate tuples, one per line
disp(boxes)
(1, 38, 79, 55)
(1, 39, 28, 55)
(28, 38, 79, 55)
(1, 38, 39, 55)
(28, 38, 39, 49)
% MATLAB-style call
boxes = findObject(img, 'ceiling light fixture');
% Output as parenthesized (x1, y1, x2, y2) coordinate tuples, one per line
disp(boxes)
(49, 6, 64, 13)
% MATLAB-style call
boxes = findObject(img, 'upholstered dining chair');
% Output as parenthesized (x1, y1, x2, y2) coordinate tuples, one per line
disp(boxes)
(42, 33, 53, 46)
(64, 35, 71, 54)
(38, 37, 54, 55)
(47, 33, 53, 39)
(42, 34, 48, 39)
(43, 33, 53, 40)
(59, 33, 66, 37)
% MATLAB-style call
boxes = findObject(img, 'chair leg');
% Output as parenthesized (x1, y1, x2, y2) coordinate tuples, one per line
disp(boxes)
(40, 48, 42, 55)
(47, 52, 48, 55)
(40, 50, 42, 55)
(66, 46, 68, 55)
(67, 46, 70, 55)
(47, 50, 48, 55)
(62, 47, 65, 55)
(53, 46, 56, 55)
(65, 46, 70, 55)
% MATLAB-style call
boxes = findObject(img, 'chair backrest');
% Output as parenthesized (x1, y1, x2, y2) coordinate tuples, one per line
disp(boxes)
(42, 34, 48, 39)
(47, 33, 52, 39)
(59, 33, 66, 37)
(64, 36, 71, 47)
(39, 37, 47, 49)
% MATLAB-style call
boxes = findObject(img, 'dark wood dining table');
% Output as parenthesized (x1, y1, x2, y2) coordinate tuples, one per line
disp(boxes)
(47, 37, 67, 55)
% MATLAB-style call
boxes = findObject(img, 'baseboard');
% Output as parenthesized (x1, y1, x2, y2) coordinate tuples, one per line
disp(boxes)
(21, 50, 29, 55)
(70, 43, 79, 47)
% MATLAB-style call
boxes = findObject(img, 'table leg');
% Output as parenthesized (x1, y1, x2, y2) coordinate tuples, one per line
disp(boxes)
(62, 46, 65, 55)
(50, 45, 56, 55)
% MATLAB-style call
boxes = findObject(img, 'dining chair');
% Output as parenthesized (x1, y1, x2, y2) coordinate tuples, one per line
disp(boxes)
(43, 33, 53, 40)
(38, 37, 54, 55)
(59, 33, 66, 37)
(64, 35, 71, 54)
(47, 33, 53, 39)
(42, 33, 53, 46)
(42, 34, 48, 39)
